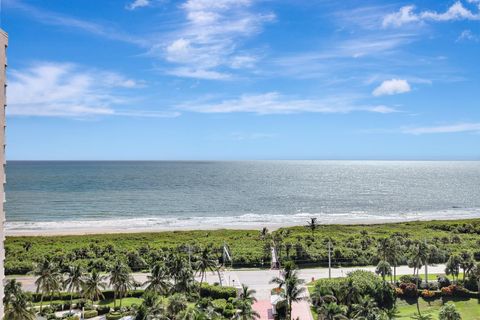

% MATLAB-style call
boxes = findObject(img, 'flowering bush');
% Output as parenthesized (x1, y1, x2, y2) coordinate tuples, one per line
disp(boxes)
(441, 285, 453, 296)
(421, 289, 436, 298)
(399, 283, 418, 298)
(395, 287, 404, 297)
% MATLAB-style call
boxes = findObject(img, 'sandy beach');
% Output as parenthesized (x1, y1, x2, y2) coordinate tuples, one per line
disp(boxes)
(6, 213, 480, 236)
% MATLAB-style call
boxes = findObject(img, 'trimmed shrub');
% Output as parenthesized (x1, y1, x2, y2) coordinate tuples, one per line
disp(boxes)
(399, 283, 418, 298)
(200, 284, 237, 300)
(83, 310, 98, 319)
(106, 312, 123, 320)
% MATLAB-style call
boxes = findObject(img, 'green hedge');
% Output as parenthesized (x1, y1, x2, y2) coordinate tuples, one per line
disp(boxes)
(31, 290, 144, 303)
(200, 284, 237, 300)
(106, 312, 123, 320)
(83, 310, 98, 319)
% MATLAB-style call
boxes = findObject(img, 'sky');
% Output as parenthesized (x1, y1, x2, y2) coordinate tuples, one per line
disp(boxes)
(3, 0, 480, 160)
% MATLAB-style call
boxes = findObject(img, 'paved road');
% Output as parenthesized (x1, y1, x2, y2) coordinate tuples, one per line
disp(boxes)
(9, 264, 446, 300)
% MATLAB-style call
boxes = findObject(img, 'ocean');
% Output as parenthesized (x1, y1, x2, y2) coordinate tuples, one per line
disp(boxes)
(5, 161, 480, 234)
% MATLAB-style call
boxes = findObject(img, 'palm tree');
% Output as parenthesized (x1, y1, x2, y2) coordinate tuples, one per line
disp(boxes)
(377, 238, 390, 261)
(167, 293, 188, 320)
(375, 260, 392, 283)
(33, 258, 62, 312)
(195, 248, 220, 292)
(459, 251, 475, 281)
(270, 264, 306, 320)
(144, 262, 170, 294)
(4, 279, 23, 309)
(135, 291, 168, 320)
(338, 278, 361, 316)
(310, 285, 337, 309)
(445, 255, 461, 283)
(317, 302, 348, 320)
(63, 265, 85, 313)
(4, 291, 36, 320)
(408, 242, 426, 287)
(306, 217, 319, 237)
(470, 263, 480, 297)
(178, 305, 207, 320)
(82, 269, 107, 304)
(351, 296, 380, 320)
(234, 284, 259, 320)
(109, 261, 134, 308)
(386, 238, 403, 283)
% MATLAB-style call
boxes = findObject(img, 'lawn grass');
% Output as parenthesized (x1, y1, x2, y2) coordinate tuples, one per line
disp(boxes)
(98, 297, 143, 307)
(396, 297, 480, 319)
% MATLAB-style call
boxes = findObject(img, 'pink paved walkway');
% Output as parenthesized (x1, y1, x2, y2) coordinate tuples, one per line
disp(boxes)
(253, 300, 274, 320)
(291, 300, 314, 320)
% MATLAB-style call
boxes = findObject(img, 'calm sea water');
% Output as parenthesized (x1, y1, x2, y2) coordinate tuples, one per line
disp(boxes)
(5, 161, 480, 233)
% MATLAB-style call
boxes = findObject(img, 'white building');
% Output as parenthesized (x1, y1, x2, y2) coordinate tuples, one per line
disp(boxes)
(0, 28, 8, 319)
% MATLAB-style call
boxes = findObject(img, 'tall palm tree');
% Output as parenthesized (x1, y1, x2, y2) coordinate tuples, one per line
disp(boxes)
(408, 243, 426, 287)
(306, 217, 319, 237)
(83, 269, 107, 304)
(375, 260, 392, 283)
(195, 248, 220, 292)
(144, 262, 170, 294)
(377, 238, 390, 261)
(471, 263, 480, 297)
(4, 279, 23, 309)
(33, 258, 62, 312)
(270, 264, 306, 320)
(63, 265, 85, 313)
(459, 251, 475, 281)
(109, 261, 134, 308)
(386, 238, 403, 283)
(445, 254, 461, 283)
(234, 284, 259, 320)
(4, 291, 36, 320)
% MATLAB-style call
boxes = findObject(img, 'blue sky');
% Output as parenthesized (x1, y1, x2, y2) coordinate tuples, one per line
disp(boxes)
(3, 0, 480, 160)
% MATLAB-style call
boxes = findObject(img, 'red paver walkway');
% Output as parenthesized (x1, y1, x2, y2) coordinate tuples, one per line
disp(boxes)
(291, 300, 314, 320)
(253, 300, 274, 320)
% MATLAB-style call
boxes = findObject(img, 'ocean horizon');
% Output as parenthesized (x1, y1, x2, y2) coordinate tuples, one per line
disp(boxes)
(5, 160, 480, 234)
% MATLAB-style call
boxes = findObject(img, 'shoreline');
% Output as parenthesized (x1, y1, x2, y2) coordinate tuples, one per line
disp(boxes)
(6, 214, 480, 237)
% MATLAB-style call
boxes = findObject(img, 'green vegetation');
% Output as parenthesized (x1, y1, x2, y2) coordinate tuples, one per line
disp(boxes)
(273, 219, 480, 267)
(5, 245, 248, 320)
(397, 298, 480, 319)
(5, 229, 270, 275)
(6, 219, 480, 276)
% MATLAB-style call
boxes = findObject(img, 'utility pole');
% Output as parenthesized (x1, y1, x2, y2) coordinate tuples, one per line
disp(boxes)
(424, 238, 428, 286)
(328, 240, 332, 279)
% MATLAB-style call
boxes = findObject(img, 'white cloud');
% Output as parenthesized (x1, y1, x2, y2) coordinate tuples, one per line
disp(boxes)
(373, 79, 411, 96)
(403, 123, 480, 134)
(382, 5, 420, 28)
(383, 1, 480, 27)
(457, 29, 479, 42)
(7, 0, 146, 46)
(126, 0, 151, 10)
(178, 92, 398, 115)
(7, 62, 163, 118)
(159, 0, 274, 79)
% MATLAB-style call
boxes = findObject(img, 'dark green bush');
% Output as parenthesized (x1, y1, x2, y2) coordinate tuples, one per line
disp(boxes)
(200, 284, 237, 300)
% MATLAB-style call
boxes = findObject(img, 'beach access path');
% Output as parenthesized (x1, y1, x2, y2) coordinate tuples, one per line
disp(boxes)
(8, 264, 446, 299)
